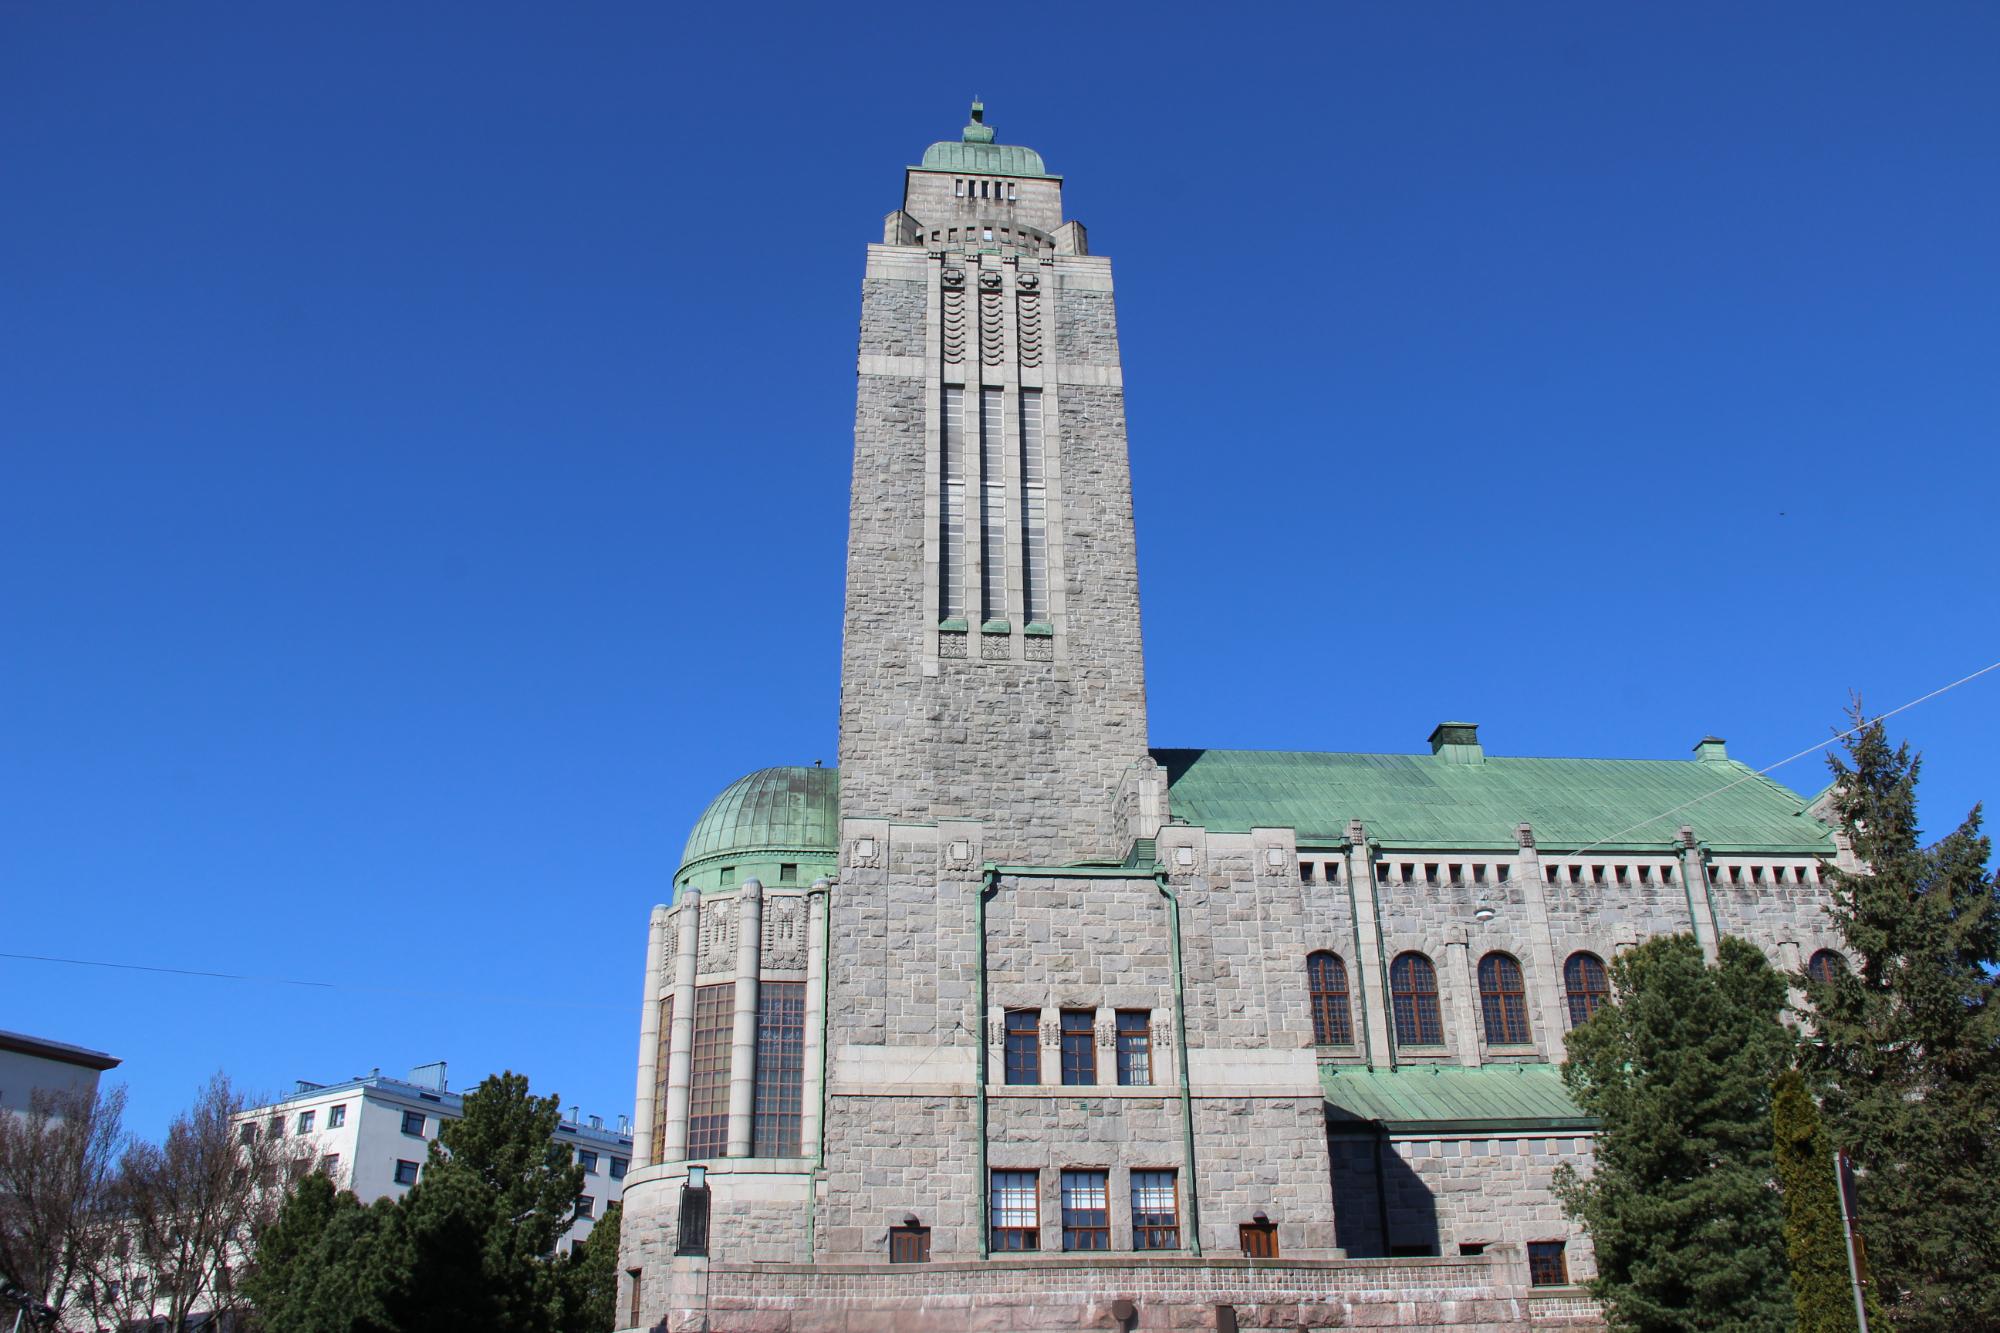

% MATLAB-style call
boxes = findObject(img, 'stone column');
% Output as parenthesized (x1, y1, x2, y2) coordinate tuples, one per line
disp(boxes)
(1512, 824, 1569, 1058)
(661, 890, 701, 1162)
(1678, 827, 1721, 963)
(1345, 821, 1394, 1068)
(1442, 927, 1481, 1067)
(727, 878, 763, 1157)
(800, 878, 830, 1156)
(631, 904, 671, 1168)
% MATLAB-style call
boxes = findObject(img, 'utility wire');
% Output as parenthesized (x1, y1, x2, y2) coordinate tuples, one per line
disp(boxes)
(1549, 657, 2000, 865)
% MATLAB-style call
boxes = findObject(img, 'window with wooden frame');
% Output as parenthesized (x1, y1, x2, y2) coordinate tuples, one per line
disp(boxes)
(753, 980, 805, 1157)
(1003, 1010, 1041, 1085)
(626, 1269, 642, 1327)
(989, 1170, 1039, 1251)
(1389, 952, 1444, 1046)
(686, 983, 734, 1159)
(888, 1226, 930, 1263)
(1564, 952, 1610, 1028)
(1528, 1240, 1569, 1286)
(650, 993, 673, 1163)
(1130, 1169, 1180, 1250)
(1059, 1170, 1110, 1250)
(1806, 949, 1847, 986)
(1114, 1010, 1152, 1086)
(1306, 951, 1353, 1046)
(1477, 952, 1533, 1045)
(1060, 1010, 1096, 1085)
(1239, 1221, 1278, 1258)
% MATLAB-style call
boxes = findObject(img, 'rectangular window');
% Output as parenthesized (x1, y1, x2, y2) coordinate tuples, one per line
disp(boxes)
(269, 1116, 284, 1139)
(394, 1159, 419, 1186)
(1059, 1010, 1096, 1086)
(940, 386, 966, 621)
(1528, 1240, 1570, 1286)
(238, 1123, 256, 1145)
(778, 862, 797, 883)
(578, 1195, 595, 1219)
(579, 1150, 598, 1174)
(687, 983, 735, 1159)
(1239, 1222, 1279, 1258)
(989, 1170, 1039, 1251)
(1060, 1170, 1110, 1250)
(627, 1269, 642, 1328)
(296, 1110, 314, 1135)
(1018, 388, 1047, 623)
(1003, 1009, 1040, 1085)
(609, 1157, 627, 1180)
(1115, 1011, 1153, 1086)
(754, 980, 806, 1157)
(1131, 1170, 1180, 1250)
(401, 1110, 425, 1137)
(979, 387, 1006, 623)
(651, 993, 673, 1163)
(1300, 861, 1315, 883)
(328, 1104, 346, 1128)
(888, 1225, 931, 1263)
(323, 1153, 340, 1179)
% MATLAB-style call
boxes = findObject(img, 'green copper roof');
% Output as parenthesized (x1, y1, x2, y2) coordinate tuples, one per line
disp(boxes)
(918, 101, 1052, 179)
(1154, 744, 1835, 854)
(1321, 1063, 1595, 1134)
(676, 766, 839, 891)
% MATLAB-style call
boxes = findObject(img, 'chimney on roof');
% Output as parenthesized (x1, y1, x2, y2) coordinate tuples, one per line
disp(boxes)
(1428, 721, 1484, 765)
(1694, 736, 1729, 763)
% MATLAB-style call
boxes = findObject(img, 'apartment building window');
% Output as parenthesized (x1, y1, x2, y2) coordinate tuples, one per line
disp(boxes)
(989, 1170, 1040, 1251)
(323, 1153, 340, 1180)
(1306, 951, 1353, 1046)
(328, 1104, 346, 1128)
(978, 387, 1006, 623)
(687, 983, 735, 1158)
(1528, 1240, 1570, 1286)
(1059, 1170, 1110, 1250)
(394, 1160, 419, 1186)
(1115, 1011, 1152, 1086)
(579, 1150, 598, 1174)
(1564, 952, 1610, 1028)
(1239, 1222, 1278, 1258)
(1131, 1170, 1180, 1250)
(1003, 1009, 1040, 1085)
(888, 1225, 931, 1263)
(1019, 388, 1048, 623)
(754, 980, 806, 1156)
(1390, 952, 1444, 1046)
(1060, 1010, 1096, 1085)
(268, 1116, 284, 1139)
(1478, 952, 1533, 1045)
(939, 386, 966, 621)
(400, 1110, 425, 1137)
(651, 993, 673, 1163)
(609, 1157, 627, 1180)
(577, 1196, 595, 1219)
(296, 1110, 314, 1135)
(238, 1123, 256, 1145)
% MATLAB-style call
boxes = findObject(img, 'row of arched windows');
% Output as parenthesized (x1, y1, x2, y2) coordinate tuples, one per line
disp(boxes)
(1307, 946, 1849, 1049)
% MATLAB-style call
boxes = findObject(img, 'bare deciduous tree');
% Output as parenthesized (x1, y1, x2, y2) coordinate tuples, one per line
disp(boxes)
(0, 1083, 127, 1326)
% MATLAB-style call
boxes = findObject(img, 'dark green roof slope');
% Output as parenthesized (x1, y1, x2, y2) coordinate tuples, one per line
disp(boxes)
(675, 766, 839, 894)
(1154, 747, 1834, 853)
(1321, 1063, 1595, 1134)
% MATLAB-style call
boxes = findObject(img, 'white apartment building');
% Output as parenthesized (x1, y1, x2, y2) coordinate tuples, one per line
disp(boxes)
(0, 1028, 120, 1118)
(239, 1061, 633, 1251)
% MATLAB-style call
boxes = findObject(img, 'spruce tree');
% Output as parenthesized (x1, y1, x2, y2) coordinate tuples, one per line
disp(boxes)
(555, 1202, 621, 1333)
(1554, 933, 1794, 1332)
(1804, 714, 2000, 1330)
(1772, 1069, 1857, 1333)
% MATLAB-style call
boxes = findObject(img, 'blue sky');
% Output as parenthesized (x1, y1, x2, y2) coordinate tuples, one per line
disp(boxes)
(4, 3, 1996, 1140)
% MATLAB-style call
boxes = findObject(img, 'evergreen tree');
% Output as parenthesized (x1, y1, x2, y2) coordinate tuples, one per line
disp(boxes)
(555, 1202, 621, 1333)
(1804, 713, 2000, 1330)
(1773, 1069, 1858, 1333)
(243, 1175, 397, 1333)
(1555, 933, 1795, 1332)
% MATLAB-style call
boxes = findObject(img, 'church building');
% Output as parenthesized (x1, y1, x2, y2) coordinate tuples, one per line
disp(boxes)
(616, 105, 1849, 1332)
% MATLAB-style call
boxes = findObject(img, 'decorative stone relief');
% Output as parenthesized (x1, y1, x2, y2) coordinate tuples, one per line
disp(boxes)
(979, 276, 1005, 366)
(981, 633, 1010, 660)
(941, 269, 967, 366)
(1015, 274, 1042, 368)
(1024, 635, 1054, 662)
(762, 895, 806, 969)
(938, 630, 968, 658)
(697, 902, 736, 976)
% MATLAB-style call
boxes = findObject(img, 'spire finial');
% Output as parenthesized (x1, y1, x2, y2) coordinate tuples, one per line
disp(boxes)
(970, 97, 984, 124)
(961, 99, 994, 145)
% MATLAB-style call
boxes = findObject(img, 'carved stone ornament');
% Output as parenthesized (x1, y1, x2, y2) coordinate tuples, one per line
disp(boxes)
(978, 271, 1003, 290)
(941, 267, 966, 287)
(762, 895, 806, 969)
(696, 904, 736, 976)
(1015, 272, 1040, 291)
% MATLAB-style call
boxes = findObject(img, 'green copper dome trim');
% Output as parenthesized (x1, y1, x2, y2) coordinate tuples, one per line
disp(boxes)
(676, 766, 840, 893)
(916, 100, 1053, 179)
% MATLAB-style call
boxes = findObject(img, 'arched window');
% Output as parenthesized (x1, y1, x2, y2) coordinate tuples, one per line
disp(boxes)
(1564, 952, 1609, 1028)
(1306, 951, 1353, 1046)
(1389, 952, 1443, 1046)
(1478, 953, 1532, 1045)
(1806, 949, 1848, 986)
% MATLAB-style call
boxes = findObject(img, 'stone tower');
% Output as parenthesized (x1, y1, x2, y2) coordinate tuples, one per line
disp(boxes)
(836, 101, 1151, 865)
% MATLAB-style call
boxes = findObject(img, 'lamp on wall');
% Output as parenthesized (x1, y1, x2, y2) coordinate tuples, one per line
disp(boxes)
(1472, 906, 1497, 923)
(687, 1164, 707, 1188)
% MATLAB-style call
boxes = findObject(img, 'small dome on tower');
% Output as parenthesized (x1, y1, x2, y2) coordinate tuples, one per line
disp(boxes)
(674, 765, 839, 895)
(919, 100, 1052, 178)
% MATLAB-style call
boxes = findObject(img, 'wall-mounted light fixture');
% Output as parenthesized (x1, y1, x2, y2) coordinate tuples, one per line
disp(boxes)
(1473, 906, 1497, 923)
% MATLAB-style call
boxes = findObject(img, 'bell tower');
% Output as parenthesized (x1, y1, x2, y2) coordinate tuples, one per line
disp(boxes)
(836, 104, 1150, 864)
